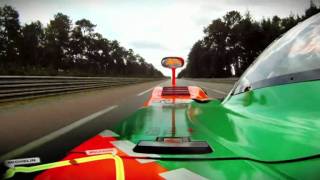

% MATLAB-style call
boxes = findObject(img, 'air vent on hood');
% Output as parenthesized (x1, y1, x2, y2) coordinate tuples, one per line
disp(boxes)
(133, 137, 213, 154)
(161, 86, 190, 96)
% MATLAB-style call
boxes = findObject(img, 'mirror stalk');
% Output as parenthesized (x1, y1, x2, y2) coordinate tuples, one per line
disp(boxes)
(172, 68, 176, 86)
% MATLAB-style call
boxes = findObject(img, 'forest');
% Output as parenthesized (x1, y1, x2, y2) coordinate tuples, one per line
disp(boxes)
(0, 5, 163, 77)
(178, 1, 320, 78)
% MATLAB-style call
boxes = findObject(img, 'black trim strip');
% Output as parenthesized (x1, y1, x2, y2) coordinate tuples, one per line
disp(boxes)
(235, 68, 320, 95)
(121, 153, 320, 164)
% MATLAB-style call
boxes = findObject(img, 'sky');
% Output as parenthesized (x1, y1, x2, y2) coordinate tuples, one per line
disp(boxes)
(0, 0, 317, 76)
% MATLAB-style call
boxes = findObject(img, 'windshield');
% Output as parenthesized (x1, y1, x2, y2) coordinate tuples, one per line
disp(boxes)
(234, 13, 320, 94)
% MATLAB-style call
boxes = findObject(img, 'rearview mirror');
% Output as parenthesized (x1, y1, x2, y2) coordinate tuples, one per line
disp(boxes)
(161, 57, 184, 69)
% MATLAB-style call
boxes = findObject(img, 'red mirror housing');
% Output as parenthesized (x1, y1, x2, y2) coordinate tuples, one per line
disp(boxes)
(161, 57, 184, 69)
(161, 57, 185, 87)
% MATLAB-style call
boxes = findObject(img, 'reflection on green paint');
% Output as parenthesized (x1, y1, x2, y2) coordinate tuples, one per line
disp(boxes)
(114, 103, 191, 143)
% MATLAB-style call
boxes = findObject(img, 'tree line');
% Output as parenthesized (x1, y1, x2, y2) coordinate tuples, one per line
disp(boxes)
(178, 1, 320, 78)
(0, 5, 163, 77)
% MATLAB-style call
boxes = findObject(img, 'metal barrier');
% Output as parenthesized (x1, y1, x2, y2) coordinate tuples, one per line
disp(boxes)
(0, 76, 161, 103)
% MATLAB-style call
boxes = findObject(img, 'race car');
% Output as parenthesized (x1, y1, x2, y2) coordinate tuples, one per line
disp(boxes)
(3, 13, 320, 180)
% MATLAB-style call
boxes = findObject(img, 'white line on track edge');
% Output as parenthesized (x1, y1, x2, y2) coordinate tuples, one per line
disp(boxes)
(202, 86, 227, 95)
(137, 87, 154, 96)
(137, 80, 167, 96)
(0, 105, 118, 162)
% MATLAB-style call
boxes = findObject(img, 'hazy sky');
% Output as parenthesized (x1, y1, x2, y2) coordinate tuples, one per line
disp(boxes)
(0, 0, 317, 75)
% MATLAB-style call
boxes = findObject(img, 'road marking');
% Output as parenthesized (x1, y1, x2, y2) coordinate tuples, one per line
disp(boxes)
(0, 105, 118, 162)
(159, 168, 208, 180)
(111, 140, 160, 164)
(137, 87, 154, 96)
(202, 86, 227, 95)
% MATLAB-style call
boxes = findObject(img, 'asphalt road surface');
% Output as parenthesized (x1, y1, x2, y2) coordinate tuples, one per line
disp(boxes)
(0, 79, 234, 167)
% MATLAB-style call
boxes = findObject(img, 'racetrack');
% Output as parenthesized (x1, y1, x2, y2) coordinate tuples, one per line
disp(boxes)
(0, 79, 235, 164)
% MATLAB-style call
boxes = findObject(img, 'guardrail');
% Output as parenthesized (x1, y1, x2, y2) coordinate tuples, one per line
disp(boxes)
(0, 76, 161, 103)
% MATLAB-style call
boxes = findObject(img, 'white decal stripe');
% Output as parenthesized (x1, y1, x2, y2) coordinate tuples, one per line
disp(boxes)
(111, 140, 160, 164)
(5, 157, 41, 168)
(99, 130, 119, 137)
(159, 168, 208, 180)
(85, 148, 117, 156)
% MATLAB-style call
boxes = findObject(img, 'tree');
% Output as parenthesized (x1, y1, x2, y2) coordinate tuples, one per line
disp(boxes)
(44, 13, 72, 72)
(178, 8, 313, 78)
(0, 5, 163, 77)
(235, 12, 264, 74)
(204, 19, 231, 77)
(281, 15, 300, 33)
(0, 5, 21, 66)
(75, 19, 96, 35)
(20, 21, 44, 67)
(305, 0, 320, 18)
(69, 18, 97, 73)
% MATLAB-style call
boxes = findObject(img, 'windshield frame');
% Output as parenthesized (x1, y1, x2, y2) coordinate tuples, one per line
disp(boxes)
(252, 68, 319, 91)
(232, 13, 320, 95)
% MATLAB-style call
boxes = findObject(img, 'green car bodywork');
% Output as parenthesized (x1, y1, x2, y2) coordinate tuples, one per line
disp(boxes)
(112, 80, 320, 179)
